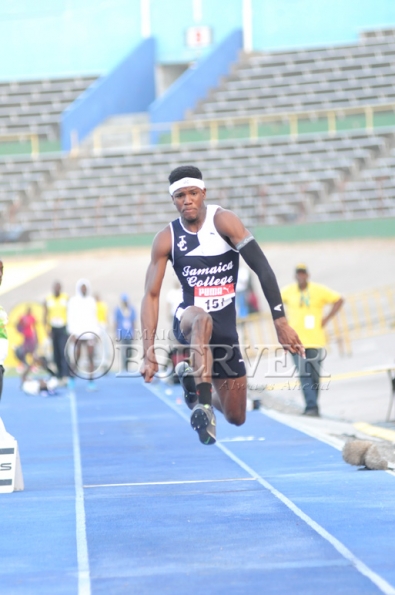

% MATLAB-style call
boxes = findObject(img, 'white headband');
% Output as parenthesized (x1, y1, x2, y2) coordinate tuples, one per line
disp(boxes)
(169, 177, 205, 196)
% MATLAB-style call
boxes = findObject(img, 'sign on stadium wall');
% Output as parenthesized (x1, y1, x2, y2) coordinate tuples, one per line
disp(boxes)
(186, 26, 212, 48)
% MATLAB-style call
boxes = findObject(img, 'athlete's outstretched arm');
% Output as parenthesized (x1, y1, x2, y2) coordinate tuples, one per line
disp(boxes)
(214, 208, 305, 357)
(140, 226, 172, 382)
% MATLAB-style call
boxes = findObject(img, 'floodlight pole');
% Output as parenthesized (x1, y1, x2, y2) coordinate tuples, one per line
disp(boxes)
(141, 0, 151, 38)
(193, 0, 203, 24)
(242, 0, 253, 53)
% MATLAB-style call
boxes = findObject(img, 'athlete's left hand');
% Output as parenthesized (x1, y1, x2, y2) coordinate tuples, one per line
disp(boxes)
(274, 317, 305, 358)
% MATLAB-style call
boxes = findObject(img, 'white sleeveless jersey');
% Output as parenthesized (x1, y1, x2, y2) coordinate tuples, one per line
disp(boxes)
(170, 204, 240, 343)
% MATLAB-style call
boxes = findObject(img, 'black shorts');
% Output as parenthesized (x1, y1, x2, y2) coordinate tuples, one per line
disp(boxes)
(173, 314, 246, 379)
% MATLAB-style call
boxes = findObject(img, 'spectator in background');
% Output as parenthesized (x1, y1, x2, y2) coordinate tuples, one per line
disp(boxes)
(67, 279, 100, 391)
(0, 260, 7, 401)
(95, 293, 108, 331)
(281, 264, 344, 417)
(15, 306, 38, 366)
(95, 293, 111, 367)
(20, 355, 59, 397)
(236, 268, 260, 317)
(43, 281, 69, 381)
(114, 294, 136, 372)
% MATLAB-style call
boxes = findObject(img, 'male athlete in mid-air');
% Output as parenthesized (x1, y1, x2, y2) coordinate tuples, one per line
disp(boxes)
(140, 166, 304, 445)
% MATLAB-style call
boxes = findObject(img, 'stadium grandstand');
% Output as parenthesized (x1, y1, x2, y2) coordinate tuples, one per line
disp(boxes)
(0, 76, 96, 150)
(0, 14, 394, 243)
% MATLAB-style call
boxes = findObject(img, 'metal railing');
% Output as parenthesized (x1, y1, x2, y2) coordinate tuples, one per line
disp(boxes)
(237, 284, 395, 357)
(0, 133, 40, 157)
(3, 102, 394, 158)
(89, 102, 395, 153)
(328, 285, 395, 355)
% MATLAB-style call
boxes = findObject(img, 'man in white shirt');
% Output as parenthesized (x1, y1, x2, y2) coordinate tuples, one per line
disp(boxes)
(67, 279, 100, 391)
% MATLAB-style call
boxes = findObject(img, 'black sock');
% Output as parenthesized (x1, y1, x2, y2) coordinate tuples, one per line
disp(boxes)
(196, 382, 212, 406)
(182, 372, 197, 396)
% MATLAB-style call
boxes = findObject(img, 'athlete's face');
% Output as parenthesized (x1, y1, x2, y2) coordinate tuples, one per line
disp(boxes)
(172, 186, 206, 222)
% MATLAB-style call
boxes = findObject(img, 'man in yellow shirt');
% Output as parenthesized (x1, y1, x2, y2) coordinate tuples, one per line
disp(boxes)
(281, 264, 344, 417)
(95, 293, 111, 368)
(44, 282, 69, 380)
(95, 294, 108, 328)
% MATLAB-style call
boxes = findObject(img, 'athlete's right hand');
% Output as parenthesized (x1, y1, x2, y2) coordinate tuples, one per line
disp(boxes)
(140, 353, 158, 383)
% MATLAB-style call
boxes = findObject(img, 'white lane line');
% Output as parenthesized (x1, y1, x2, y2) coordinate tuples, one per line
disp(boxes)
(84, 477, 256, 489)
(219, 436, 266, 442)
(217, 441, 395, 595)
(69, 391, 91, 595)
(148, 382, 395, 595)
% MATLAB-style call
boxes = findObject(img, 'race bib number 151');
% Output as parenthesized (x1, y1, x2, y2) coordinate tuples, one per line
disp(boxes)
(194, 283, 235, 313)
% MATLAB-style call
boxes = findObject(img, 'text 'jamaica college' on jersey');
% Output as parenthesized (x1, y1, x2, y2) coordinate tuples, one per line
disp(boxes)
(170, 204, 240, 345)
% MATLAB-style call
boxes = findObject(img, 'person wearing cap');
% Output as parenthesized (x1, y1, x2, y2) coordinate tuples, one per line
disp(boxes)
(281, 264, 344, 417)
(140, 165, 304, 446)
(115, 294, 136, 372)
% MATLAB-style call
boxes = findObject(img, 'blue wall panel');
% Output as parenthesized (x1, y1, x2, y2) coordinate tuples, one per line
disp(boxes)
(253, 0, 395, 50)
(0, 0, 395, 80)
(61, 38, 156, 151)
(0, 0, 142, 80)
(150, 29, 242, 129)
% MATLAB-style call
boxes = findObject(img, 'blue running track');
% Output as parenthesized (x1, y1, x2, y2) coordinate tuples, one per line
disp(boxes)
(0, 375, 394, 595)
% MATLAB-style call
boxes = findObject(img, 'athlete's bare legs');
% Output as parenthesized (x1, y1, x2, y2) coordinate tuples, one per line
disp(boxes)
(74, 339, 95, 380)
(179, 306, 246, 426)
(180, 306, 213, 385)
(212, 376, 246, 426)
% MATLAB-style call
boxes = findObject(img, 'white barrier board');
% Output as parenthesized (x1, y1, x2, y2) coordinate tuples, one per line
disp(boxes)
(0, 418, 24, 493)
